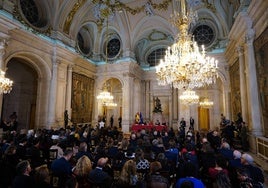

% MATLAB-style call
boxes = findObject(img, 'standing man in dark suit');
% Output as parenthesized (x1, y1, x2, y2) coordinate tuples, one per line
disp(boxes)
(190, 117, 194, 130)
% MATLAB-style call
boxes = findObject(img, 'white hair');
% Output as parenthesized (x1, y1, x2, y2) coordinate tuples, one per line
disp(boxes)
(242, 153, 254, 164)
(233, 150, 241, 159)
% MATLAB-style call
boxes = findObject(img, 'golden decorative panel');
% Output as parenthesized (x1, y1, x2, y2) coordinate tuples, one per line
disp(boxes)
(63, 0, 86, 34)
(71, 73, 95, 124)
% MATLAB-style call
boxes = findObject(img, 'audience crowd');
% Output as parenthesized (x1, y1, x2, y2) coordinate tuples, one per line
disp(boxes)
(0, 117, 265, 188)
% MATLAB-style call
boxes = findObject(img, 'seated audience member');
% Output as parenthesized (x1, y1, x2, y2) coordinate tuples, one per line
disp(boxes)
(51, 149, 74, 187)
(147, 161, 169, 188)
(117, 159, 144, 188)
(228, 150, 243, 187)
(75, 141, 93, 161)
(16, 137, 28, 160)
(156, 153, 170, 172)
(66, 155, 92, 188)
(50, 137, 64, 159)
(135, 148, 150, 173)
(88, 157, 112, 187)
(28, 138, 45, 168)
(208, 155, 229, 179)
(34, 164, 52, 188)
(208, 155, 231, 188)
(218, 141, 233, 161)
(107, 139, 119, 159)
(0, 145, 19, 187)
(12, 160, 35, 188)
(175, 162, 205, 188)
(229, 150, 243, 168)
(199, 142, 216, 174)
(241, 153, 264, 187)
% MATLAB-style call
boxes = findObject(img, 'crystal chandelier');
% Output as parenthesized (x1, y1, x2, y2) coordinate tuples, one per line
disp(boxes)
(155, 0, 218, 89)
(97, 81, 117, 107)
(179, 89, 199, 105)
(199, 97, 214, 108)
(0, 69, 13, 94)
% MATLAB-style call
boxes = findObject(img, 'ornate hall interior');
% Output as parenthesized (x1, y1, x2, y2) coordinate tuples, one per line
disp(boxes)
(0, 0, 267, 163)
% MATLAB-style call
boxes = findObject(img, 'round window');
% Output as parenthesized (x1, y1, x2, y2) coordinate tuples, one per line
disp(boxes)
(106, 38, 121, 59)
(19, 0, 47, 28)
(193, 25, 215, 47)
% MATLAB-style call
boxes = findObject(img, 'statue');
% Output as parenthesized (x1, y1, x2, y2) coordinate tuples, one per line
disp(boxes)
(153, 97, 163, 113)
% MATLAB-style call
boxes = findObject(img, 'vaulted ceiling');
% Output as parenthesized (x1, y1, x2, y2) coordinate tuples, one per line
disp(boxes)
(13, 0, 243, 68)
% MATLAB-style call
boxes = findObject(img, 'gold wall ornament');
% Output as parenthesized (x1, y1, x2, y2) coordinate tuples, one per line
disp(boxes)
(92, 0, 172, 27)
(63, 0, 87, 34)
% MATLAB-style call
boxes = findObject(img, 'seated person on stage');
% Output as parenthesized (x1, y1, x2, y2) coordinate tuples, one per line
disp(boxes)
(155, 119, 161, 126)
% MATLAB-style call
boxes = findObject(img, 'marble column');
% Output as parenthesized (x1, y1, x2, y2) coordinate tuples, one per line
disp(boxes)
(65, 65, 73, 118)
(224, 88, 231, 120)
(244, 29, 262, 136)
(47, 47, 59, 128)
(122, 72, 135, 133)
(145, 80, 151, 122)
(237, 46, 248, 124)
(172, 86, 178, 129)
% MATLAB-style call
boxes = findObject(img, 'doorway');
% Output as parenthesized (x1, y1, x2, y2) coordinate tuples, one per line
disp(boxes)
(198, 107, 210, 131)
(2, 59, 38, 130)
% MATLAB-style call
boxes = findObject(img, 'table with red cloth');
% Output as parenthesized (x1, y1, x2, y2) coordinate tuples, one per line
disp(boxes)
(131, 124, 167, 132)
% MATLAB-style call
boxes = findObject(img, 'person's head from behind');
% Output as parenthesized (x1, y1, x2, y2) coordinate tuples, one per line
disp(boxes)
(63, 149, 73, 161)
(233, 150, 241, 159)
(241, 153, 254, 165)
(97, 157, 108, 168)
(135, 148, 144, 160)
(121, 159, 137, 176)
(35, 165, 50, 183)
(150, 161, 162, 174)
(75, 155, 92, 177)
(4, 145, 17, 155)
(182, 162, 198, 178)
(79, 142, 88, 152)
(16, 160, 31, 175)
(181, 180, 194, 188)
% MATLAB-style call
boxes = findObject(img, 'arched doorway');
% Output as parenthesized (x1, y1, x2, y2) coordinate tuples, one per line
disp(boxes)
(2, 58, 38, 130)
(97, 77, 122, 128)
